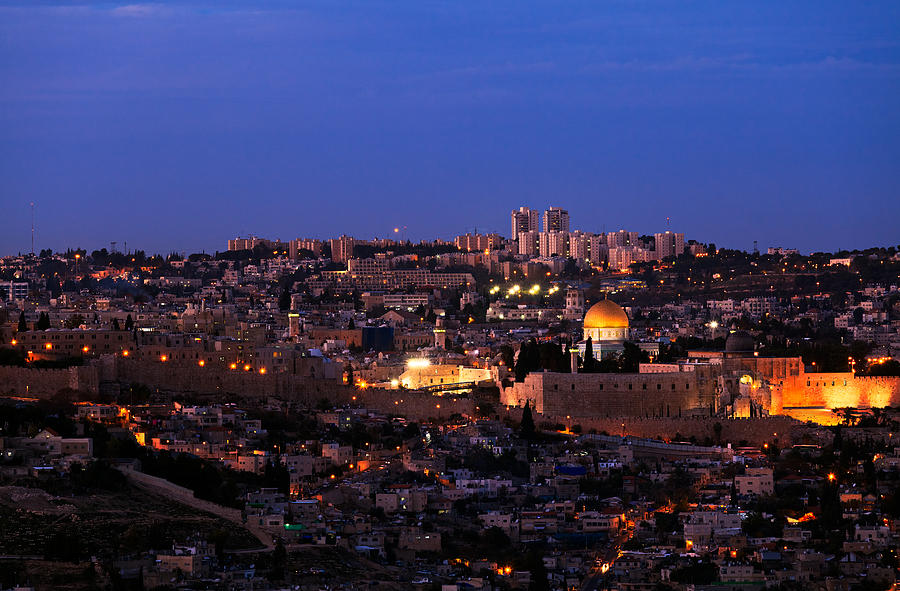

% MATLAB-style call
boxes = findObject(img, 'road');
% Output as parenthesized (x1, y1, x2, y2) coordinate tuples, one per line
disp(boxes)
(116, 467, 274, 551)
(580, 532, 629, 591)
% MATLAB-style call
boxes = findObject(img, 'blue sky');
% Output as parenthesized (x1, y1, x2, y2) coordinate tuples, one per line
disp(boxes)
(1, 1, 898, 255)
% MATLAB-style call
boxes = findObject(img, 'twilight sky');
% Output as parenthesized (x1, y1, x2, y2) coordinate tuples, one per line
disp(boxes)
(1, 1, 898, 256)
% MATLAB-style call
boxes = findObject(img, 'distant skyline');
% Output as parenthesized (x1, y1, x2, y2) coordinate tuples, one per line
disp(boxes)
(2, 1, 899, 255)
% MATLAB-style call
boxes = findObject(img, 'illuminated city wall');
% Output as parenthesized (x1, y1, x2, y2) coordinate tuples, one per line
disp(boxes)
(780, 373, 900, 410)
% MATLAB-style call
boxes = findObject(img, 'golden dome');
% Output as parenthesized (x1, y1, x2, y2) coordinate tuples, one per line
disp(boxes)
(583, 299, 629, 329)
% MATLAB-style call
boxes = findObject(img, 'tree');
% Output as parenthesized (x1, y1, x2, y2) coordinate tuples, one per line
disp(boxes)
(64, 314, 84, 330)
(499, 345, 515, 367)
(621, 341, 649, 372)
(46, 276, 62, 298)
(112, 318, 121, 331)
(512, 339, 541, 381)
(268, 538, 286, 581)
(124, 314, 134, 331)
(865, 360, 900, 377)
(519, 401, 536, 440)
(17, 311, 27, 333)
(278, 287, 291, 311)
(582, 337, 596, 372)
(348, 318, 355, 330)
(36, 312, 50, 330)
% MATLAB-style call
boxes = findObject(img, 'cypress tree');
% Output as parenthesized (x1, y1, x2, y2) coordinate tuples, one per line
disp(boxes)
(17, 311, 27, 333)
(582, 337, 596, 372)
(278, 287, 291, 311)
(124, 314, 134, 331)
(519, 401, 535, 440)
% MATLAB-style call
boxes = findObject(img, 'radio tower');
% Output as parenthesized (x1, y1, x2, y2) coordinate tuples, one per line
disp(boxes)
(30, 202, 35, 255)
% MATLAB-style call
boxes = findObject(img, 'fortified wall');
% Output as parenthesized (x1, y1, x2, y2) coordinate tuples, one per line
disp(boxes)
(0, 365, 99, 398)
(496, 405, 800, 446)
(111, 358, 349, 405)
(501, 371, 711, 418)
(779, 372, 900, 410)
(352, 387, 474, 421)
(554, 415, 798, 447)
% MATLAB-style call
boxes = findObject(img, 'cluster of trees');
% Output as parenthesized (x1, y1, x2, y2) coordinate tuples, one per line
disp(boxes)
(581, 339, 650, 373)
(19, 311, 50, 331)
(510, 337, 654, 381)
(859, 359, 900, 377)
(513, 338, 571, 381)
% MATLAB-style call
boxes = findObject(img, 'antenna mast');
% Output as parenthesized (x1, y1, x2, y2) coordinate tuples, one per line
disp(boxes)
(30, 202, 35, 255)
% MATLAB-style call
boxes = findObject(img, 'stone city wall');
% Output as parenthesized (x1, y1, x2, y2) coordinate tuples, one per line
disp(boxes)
(0, 365, 99, 398)
(549, 415, 799, 447)
(497, 405, 799, 447)
(780, 373, 900, 410)
(352, 387, 475, 421)
(501, 371, 709, 417)
(113, 359, 349, 405)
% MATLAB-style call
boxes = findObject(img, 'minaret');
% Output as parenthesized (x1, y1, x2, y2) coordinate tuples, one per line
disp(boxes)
(433, 317, 446, 349)
(569, 347, 579, 374)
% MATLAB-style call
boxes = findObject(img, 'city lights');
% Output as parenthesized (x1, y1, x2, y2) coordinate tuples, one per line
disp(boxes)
(2, 9, 895, 589)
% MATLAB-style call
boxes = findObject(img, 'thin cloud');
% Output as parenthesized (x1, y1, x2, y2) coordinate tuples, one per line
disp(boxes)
(108, 3, 174, 17)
